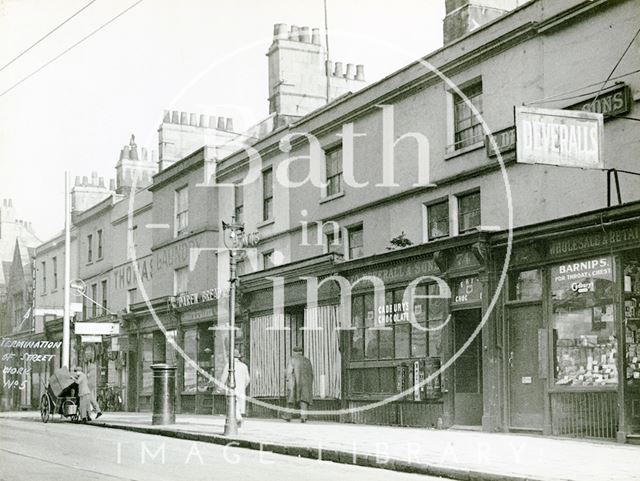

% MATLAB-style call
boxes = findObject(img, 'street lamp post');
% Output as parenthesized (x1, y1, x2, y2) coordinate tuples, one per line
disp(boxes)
(221, 218, 246, 437)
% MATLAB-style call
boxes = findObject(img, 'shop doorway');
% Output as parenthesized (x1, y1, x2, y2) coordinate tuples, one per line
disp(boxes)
(508, 305, 544, 431)
(453, 309, 483, 425)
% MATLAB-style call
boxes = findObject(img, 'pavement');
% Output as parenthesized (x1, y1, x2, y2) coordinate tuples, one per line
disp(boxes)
(0, 417, 435, 481)
(1, 410, 638, 481)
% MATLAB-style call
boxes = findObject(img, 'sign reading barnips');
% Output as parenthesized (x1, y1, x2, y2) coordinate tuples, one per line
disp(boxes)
(515, 107, 604, 169)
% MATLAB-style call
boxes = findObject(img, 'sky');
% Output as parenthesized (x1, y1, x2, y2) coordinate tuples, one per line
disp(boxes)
(0, 0, 445, 241)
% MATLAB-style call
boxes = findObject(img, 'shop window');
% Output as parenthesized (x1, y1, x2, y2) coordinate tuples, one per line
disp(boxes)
(453, 81, 483, 150)
(624, 260, 640, 385)
(141, 333, 153, 394)
(349, 282, 445, 397)
(234, 183, 244, 223)
(175, 185, 189, 236)
(197, 325, 214, 390)
(427, 200, 449, 240)
(348, 224, 364, 259)
(262, 168, 273, 221)
(325, 145, 343, 197)
(552, 257, 617, 387)
(508, 269, 542, 301)
(457, 191, 481, 234)
(184, 329, 197, 393)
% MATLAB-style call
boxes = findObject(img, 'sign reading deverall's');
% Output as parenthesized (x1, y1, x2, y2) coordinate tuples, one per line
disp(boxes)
(515, 107, 604, 169)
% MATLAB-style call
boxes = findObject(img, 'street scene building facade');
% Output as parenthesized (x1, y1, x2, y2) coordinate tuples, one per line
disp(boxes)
(2, 0, 639, 446)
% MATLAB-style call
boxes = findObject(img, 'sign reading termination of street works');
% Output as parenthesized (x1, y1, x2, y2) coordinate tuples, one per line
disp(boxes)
(515, 107, 604, 169)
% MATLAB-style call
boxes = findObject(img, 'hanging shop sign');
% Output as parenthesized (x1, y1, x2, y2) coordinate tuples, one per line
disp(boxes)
(81, 335, 102, 343)
(74, 322, 120, 336)
(567, 84, 631, 120)
(452, 276, 482, 304)
(515, 106, 603, 169)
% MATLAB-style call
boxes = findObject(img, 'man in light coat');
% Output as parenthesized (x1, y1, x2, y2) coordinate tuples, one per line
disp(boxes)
(221, 349, 250, 427)
(73, 367, 101, 421)
(284, 346, 313, 422)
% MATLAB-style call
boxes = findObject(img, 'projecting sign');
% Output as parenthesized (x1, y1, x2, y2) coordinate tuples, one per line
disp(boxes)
(515, 107, 603, 169)
(34, 308, 64, 317)
(81, 335, 102, 343)
(74, 322, 119, 336)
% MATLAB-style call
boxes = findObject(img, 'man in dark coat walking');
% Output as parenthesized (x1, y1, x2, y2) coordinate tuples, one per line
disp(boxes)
(284, 346, 313, 422)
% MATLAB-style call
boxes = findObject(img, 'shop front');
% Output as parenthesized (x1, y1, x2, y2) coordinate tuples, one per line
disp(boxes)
(494, 201, 640, 442)
(241, 234, 498, 429)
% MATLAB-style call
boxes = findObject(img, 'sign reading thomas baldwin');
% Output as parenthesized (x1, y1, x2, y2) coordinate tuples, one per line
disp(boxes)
(515, 107, 604, 169)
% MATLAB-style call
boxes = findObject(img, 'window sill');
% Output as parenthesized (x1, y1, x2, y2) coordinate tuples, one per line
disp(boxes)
(257, 219, 275, 229)
(444, 141, 484, 160)
(319, 191, 345, 204)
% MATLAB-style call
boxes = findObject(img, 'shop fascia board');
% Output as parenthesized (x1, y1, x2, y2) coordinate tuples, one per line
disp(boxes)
(490, 200, 640, 248)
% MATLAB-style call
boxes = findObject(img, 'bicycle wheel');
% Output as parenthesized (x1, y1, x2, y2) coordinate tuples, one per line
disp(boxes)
(40, 394, 50, 423)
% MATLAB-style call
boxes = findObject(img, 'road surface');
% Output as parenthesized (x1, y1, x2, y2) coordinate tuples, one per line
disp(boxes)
(0, 418, 443, 481)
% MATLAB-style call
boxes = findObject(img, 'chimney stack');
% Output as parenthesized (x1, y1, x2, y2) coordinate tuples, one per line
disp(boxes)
(274, 23, 288, 41)
(443, 0, 520, 44)
(311, 28, 321, 45)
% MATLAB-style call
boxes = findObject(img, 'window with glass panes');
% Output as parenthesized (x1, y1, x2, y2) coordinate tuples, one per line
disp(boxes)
(453, 83, 483, 150)
(349, 284, 445, 395)
(457, 191, 481, 233)
(325, 146, 343, 197)
(97, 229, 103, 258)
(262, 168, 273, 221)
(427, 200, 449, 240)
(175, 186, 189, 236)
(348, 225, 363, 259)
(234, 183, 243, 223)
(326, 229, 342, 254)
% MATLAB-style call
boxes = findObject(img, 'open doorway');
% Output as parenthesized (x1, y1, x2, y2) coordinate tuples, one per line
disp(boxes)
(453, 309, 483, 426)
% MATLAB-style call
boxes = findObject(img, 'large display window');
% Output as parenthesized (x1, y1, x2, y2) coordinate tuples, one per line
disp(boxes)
(551, 257, 618, 387)
(348, 282, 445, 399)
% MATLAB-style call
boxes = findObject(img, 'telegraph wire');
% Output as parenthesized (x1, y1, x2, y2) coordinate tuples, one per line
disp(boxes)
(0, 0, 98, 74)
(523, 68, 640, 106)
(590, 25, 640, 108)
(0, 0, 144, 98)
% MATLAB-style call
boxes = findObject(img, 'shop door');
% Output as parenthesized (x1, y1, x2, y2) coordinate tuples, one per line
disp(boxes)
(508, 305, 544, 430)
(453, 309, 483, 425)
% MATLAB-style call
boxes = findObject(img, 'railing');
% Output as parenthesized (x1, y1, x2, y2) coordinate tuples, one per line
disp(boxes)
(551, 391, 617, 439)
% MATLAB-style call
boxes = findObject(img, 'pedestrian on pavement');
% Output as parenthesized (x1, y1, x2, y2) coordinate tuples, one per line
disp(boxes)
(221, 348, 250, 427)
(283, 346, 313, 423)
(72, 367, 102, 422)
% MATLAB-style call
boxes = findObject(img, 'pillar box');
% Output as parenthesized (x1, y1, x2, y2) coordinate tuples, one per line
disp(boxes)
(151, 363, 176, 425)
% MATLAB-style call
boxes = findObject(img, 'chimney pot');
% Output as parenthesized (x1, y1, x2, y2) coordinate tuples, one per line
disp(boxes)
(171, 111, 179, 123)
(311, 28, 321, 45)
(346, 63, 355, 79)
(123, 146, 131, 160)
(82, 176, 89, 186)
(355, 64, 365, 81)
(334, 61, 344, 77)
(8, 199, 12, 207)
(217, 117, 225, 130)
(199, 114, 206, 127)
(163, 110, 170, 122)
(180, 112, 188, 124)
(300, 26, 311, 43)
(274, 23, 288, 40)
(75, 176, 81, 186)
(209, 115, 217, 128)
(190, 113, 197, 126)
(225, 118, 234, 131)
(289, 25, 300, 41)
(98, 177, 105, 188)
